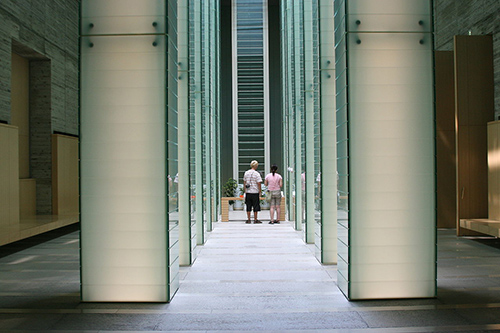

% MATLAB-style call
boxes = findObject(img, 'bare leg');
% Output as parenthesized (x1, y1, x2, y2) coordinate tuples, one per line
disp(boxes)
(270, 206, 275, 222)
(246, 209, 251, 223)
(275, 205, 281, 222)
(254, 211, 258, 221)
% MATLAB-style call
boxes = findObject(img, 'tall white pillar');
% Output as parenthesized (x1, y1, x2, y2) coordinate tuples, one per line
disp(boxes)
(80, 0, 176, 302)
(335, 0, 436, 300)
(319, 0, 337, 264)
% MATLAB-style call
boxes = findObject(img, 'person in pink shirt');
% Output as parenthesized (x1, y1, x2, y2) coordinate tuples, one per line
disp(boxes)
(264, 164, 283, 224)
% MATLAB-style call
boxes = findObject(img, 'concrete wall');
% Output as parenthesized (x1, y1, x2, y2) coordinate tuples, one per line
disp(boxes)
(434, 0, 500, 117)
(0, 1, 80, 214)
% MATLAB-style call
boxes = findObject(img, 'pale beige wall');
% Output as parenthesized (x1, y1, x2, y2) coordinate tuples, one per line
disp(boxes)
(488, 121, 500, 221)
(52, 134, 79, 215)
(10, 53, 30, 179)
(0, 124, 20, 242)
(19, 179, 36, 218)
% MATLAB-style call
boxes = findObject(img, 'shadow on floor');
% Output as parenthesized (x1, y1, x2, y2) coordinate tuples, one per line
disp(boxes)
(471, 237, 500, 250)
(0, 223, 80, 259)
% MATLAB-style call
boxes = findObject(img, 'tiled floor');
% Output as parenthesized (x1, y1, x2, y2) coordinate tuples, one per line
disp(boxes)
(2, 216, 500, 332)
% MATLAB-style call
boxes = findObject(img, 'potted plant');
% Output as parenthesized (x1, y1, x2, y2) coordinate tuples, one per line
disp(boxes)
(223, 178, 238, 206)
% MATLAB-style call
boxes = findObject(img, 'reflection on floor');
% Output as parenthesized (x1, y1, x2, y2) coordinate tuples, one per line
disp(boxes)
(0, 214, 79, 247)
(227, 208, 277, 222)
(2, 223, 500, 331)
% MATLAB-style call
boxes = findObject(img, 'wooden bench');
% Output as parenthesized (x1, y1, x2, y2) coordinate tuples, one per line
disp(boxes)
(459, 218, 500, 237)
(221, 196, 286, 222)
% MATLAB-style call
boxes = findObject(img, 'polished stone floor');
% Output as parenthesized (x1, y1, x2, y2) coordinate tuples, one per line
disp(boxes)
(2, 213, 500, 332)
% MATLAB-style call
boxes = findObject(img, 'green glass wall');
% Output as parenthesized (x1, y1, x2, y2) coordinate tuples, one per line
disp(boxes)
(304, 0, 321, 243)
(281, 2, 293, 224)
(281, 0, 322, 242)
(166, 0, 180, 298)
(282, 0, 299, 228)
(294, 1, 304, 233)
(189, 0, 220, 240)
(189, 0, 205, 244)
(281, 0, 337, 265)
(178, 0, 197, 265)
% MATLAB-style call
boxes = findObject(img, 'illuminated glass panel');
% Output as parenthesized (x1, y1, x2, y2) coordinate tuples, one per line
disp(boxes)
(335, 0, 435, 300)
(80, 0, 179, 302)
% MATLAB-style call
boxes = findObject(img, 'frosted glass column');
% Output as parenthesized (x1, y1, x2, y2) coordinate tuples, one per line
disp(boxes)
(214, 0, 221, 223)
(191, 0, 205, 245)
(80, 0, 174, 302)
(335, 0, 436, 300)
(178, 0, 194, 266)
(203, 0, 212, 231)
(317, 0, 337, 264)
(281, 1, 293, 222)
(304, 0, 316, 243)
(293, 2, 304, 231)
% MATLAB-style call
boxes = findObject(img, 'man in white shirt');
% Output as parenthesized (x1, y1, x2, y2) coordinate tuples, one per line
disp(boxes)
(243, 160, 262, 223)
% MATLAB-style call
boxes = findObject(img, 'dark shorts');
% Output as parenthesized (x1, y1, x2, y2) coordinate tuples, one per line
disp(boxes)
(245, 193, 261, 212)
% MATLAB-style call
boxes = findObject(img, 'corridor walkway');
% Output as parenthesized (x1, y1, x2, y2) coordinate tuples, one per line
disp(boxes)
(2, 218, 500, 331)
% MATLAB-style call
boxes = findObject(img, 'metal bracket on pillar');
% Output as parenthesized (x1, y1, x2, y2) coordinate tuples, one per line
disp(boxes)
(178, 62, 189, 80)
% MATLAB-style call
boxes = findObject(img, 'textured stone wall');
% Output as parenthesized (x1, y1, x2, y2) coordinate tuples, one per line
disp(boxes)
(434, 0, 500, 117)
(0, 1, 80, 214)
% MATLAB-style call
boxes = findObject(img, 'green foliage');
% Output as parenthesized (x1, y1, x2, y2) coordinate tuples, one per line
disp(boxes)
(223, 178, 238, 205)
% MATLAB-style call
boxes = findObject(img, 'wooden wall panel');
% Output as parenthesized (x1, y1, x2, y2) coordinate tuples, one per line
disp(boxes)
(468, 125, 490, 214)
(455, 35, 494, 235)
(52, 134, 79, 215)
(435, 51, 456, 228)
(457, 126, 471, 222)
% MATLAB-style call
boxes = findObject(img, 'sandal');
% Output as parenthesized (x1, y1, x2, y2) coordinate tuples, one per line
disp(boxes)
(268, 221, 274, 224)
(246, 220, 251, 224)
(274, 220, 280, 224)
(254, 220, 262, 224)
